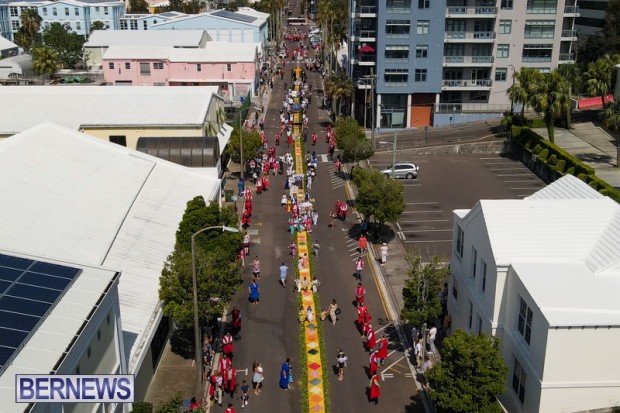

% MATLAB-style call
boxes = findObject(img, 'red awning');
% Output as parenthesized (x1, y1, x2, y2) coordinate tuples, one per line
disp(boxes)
(358, 45, 375, 53)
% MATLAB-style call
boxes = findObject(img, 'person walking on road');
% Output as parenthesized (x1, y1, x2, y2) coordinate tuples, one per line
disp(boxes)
(358, 234, 368, 254)
(355, 282, 366, 307)
(225, 402, 236, 413)
(279, 262, 289, 287)
(279, 358, 291, 390)
(369, 351, 379, 377)
(380, 243, 388, 266)
(328, 299, 338, 325)
(369, 373, 381, 405)
(230, 306, 241, 337)
(354, 256, 364, 281)
(366, 324, 376, 352)
(222, 331, 234, 359)
(252, 362, 264, 395)
(240, 380, 250, 408)
(428, 325, 438, 354)
(377, 334, 389, 366)
(312, 240, 320, 257)
(336, 349, 348, 381)
(252, 256, 260, 279)
(249, 279, 260, 304)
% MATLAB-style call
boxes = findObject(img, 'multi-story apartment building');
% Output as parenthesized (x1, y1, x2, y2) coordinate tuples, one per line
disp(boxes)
(1, 0, 124, 41)
(348, 0, 580, 128)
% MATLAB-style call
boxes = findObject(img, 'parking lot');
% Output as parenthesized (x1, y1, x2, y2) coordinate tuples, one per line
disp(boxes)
(368, 153, 546, 260)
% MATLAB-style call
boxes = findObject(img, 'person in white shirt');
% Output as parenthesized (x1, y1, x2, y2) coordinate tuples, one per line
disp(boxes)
(428, 325, 437, 354)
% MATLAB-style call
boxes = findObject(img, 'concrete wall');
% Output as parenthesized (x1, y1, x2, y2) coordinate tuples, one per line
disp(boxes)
(84, 126, 206, 150)
(433, 111, 503, 127)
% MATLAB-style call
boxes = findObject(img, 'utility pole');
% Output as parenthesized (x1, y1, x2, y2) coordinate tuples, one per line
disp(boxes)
(370, 67, 375, 150)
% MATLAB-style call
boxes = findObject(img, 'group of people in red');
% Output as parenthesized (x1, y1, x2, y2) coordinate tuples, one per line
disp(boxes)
(325, 124, 336, 157)
(241, 188, 253, 229)
(354, 282, 388, 404)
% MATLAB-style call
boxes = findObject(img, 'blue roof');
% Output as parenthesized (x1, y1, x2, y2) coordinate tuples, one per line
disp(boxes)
(211, 9, 257, 23)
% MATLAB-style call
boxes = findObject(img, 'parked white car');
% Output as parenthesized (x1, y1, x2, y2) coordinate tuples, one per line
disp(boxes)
(380, 162, 420, 179)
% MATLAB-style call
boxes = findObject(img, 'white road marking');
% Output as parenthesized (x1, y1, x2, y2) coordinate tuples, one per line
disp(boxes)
(404, 239, 452, 243)
(381, 355, 406, 372)
(381, 373, 394, 379)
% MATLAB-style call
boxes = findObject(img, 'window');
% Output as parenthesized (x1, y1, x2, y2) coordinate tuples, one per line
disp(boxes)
(9, 6, 18, 17)
(452, 275, 458, 299)
(386, 20, 410, 38)
(499, 20, 511, 34)
(109, 136, 127, 146)
(522, 44, 553, 62)
(495, 67, 508, 81)
(105, 22, 110, 29)
(468, 301, 473, 330)
(65, 7, 69, 16)
(52, 7, 57, 16)
(416, 20, 430, 34)
(501, 0, 513, 9)
(75, 7, 79, 15)
(42, 7, 47, 16)
(226, 64, 232, 71)
(497, 44, 510, 58)
(95, 7, 100, 13)
(140, 62, 150, 75)
(415, 45, 428, 58)
(196, 64, 202, 72)
(481, 259, 487, 292)
(524, 20, 555, 38)
(414, 69, 427, 82)
(143, 21, 148, 30)
(130, 20, 137, 30)
(104, 6, 109, 15)
(385, 46, 409, 61)
(76, 22, 81, 31)
(527, 0, 557, 13)
(456, 226, 464, 257)
(386, 0, 411, 12)
(108, 62, 114, 69)
(512, 357, 526, 403)
(471, 248, 477, 278)
(120, 20, 127, 30)
(517, 297, 533, 345)
(153, 62, 163, 70)
(418, 0, 429, 8)
(384, 69, 408, 85)
(125, 62, 131, 69)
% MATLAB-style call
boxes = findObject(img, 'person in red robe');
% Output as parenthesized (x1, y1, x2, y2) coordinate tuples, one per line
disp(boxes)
(222, 332, 234, 358)
(219, 355, 231, 375)
(366, 324, 376, 352)
(244, 199, 252, 217)
(376, 335, 389, 366)
(241, 210, 250, 229)
(357, 304, 367, 327)
(361, 310, 372, 337)
(369, 351, 379, 377)
(355, 283, 366, 307)
(369, 373, 380, 405)
(230, 307, 241, 336)
(209, 371, 219, 399)
(223, 366, 237, 396)
(261, 175, 269, 191)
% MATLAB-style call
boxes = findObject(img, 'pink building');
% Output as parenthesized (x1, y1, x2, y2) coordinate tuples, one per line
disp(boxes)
(102, 42, 261, 99)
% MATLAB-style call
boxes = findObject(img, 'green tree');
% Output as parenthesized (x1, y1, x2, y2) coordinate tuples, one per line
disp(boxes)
(334, 117, 373, 163)
(129, 0, 149, 13)
(13, 29, 33, 52)
(89, 21, 106, 33)
(224, 127, 262, 164)
(426, 330, 508, 413)
(557, 63, 581, 128)
(507, 67, 541, 118)
(325, 72, 354, 119)
(585, 55, 620, 107)
(401, 255, 449, 329)
(256, 0, 286, 42)
(32, 46, 59, 75)
(42, 23, 85, 68)
(602, 0, 620, 55)
(600, 100, 620, 166)
(352, 167, 405, 229)
(154, 392, 183, 413)
(529, 70, 570, 143)
(159, 198, 242, 328)
(317, 0, 347, 74)
(20, 8, 42, 50)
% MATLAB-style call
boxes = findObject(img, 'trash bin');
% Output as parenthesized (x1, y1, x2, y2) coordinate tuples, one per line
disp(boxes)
(225, 189, 234, 202)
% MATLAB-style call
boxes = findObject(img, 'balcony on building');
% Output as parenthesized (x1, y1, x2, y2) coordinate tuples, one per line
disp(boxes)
(351, 51, 377, 66)
(442, 79, 493, 90)
(386, 0, 411, 14)
(559, 52, 575, 63)
(561, 29, 578, 41)
(563, 5, 580, 16)
(444, 55, 494, 66)
(351, 19, 376, 41)
(352, 0, 377, 17)
(445, 5, 497, 18)
(445, 31, 496, 42)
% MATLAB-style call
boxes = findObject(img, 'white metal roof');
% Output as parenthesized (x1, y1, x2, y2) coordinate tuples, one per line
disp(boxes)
(0, 123, 220, 375)
(460, 176, 620, 326)
(85, 29, 206, 47)
(151, 10, 265, 28)
(0, 86, 219, 135)
(103, 43, 259, 62)
(235, 7, 270, 19)
(0, 252, 118, 413)
(0, 36, 18, 51)
(103, 45, 172, 60)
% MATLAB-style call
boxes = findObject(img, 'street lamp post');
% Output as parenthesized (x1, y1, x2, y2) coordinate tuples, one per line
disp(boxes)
(358, 69, 377, 149)
(191, 225, 240, 396)
(379, 132, 398, 177)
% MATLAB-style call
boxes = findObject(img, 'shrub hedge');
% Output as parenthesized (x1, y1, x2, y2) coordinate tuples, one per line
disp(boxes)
(511, 126, 620, 203)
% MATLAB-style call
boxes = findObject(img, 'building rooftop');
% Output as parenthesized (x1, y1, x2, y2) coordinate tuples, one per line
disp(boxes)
(151, 9, 266, 28)
(0, 123, 220, 375)
(235, 7, 270, 19)
(85, 29, 206, 47)
(103, 42, 260, 62)
(0, 37, 18, 51)
(0, 86, 219, 135)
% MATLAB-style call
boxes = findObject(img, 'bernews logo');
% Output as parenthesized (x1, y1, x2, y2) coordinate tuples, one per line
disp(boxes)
(15, 375, 135, 403)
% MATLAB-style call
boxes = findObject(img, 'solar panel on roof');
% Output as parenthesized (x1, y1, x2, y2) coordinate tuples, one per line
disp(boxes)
(212, 9, 257, 23)
(0, 253, 81, 372)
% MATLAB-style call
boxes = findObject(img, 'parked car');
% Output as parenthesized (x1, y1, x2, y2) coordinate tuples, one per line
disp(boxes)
(309, 28, 321, 36)
(380, 162, 419, 179)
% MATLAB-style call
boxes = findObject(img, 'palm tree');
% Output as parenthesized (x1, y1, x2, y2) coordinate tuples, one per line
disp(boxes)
(89, 21, 106, 34)
(507, 67, 541, 118)
(20, 8, 42, 49)
(13, 29, 32, 52)
(601, 100, 620, 166)
(32, 47, 59, 75)
(528, 70, 570, 144)
(317, 0, 347, 74)
(557, 63, 581, 128)
(325, 72, 353, 119)
(585, 55, 620, 107)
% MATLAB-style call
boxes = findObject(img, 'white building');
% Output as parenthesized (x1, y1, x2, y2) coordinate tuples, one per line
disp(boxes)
(0, 123, 221, 412)
(119, 11, 187, 31)
(448, 175, 620, 413)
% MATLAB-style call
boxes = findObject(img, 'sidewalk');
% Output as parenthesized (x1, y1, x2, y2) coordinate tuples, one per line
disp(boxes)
(532, 121, 620, 188)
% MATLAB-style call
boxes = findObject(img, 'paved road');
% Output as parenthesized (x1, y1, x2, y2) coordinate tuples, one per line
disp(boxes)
(210, 15, 424, 413)
(368, 153, 546, 260)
